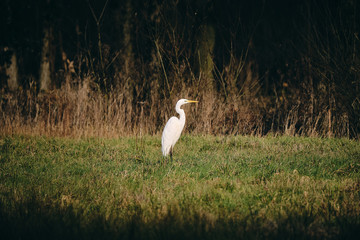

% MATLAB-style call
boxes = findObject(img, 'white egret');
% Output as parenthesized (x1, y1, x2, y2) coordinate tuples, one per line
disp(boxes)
(161, 99, 198, 160)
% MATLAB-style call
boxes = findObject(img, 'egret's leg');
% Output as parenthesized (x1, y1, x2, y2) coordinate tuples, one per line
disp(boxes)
(170, 148, 173, 163)
(163, 155, 167, 166)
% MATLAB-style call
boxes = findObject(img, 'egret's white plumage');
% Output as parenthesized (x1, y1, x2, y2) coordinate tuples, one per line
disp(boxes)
(161, 99, 198, 158)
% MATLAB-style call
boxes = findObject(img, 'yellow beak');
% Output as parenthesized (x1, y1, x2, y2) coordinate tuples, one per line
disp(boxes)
(186, 100, 199, 103)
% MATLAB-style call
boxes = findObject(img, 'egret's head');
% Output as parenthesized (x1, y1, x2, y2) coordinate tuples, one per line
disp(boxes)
(176, 99, 199, 110)
(177, 99, 198, 106)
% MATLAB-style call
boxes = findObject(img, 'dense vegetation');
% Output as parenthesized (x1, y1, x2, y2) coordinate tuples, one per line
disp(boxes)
(0, 0, 359, 137)
(0, 135, 359, 239)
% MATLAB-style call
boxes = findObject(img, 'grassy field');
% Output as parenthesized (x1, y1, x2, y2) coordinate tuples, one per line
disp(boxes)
(0, 135, 359, 239)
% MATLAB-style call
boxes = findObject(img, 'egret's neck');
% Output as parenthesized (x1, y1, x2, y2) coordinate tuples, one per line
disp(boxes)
(176, 105, 186, 123)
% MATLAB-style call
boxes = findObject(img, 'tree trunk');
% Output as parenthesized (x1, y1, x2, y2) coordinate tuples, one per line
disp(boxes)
(39, 26, 52, 91)
(196, 24, 215, 89)
(5, 50, 18, 91)
(123, 0, 133, 75)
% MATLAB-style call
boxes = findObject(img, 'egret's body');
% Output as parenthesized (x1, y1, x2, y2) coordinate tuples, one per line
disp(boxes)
(161, 99, 198, 159)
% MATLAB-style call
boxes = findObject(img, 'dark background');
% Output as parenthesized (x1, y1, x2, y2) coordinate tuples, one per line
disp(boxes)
(0, 0, 359, 137)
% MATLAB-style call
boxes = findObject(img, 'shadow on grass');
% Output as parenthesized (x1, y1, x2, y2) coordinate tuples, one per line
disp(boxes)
(0, 197, 359, 240)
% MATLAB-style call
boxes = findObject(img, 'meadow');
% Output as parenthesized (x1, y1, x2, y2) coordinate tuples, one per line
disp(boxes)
(0, 134, 359, 239)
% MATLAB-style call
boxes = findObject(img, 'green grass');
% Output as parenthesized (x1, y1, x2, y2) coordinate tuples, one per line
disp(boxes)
(0, 135, 359, 239)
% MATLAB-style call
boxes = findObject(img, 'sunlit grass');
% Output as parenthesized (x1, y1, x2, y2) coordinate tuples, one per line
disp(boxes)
(0, 135, 359, 239)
